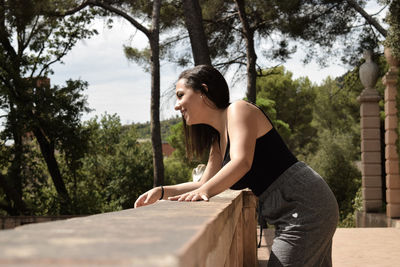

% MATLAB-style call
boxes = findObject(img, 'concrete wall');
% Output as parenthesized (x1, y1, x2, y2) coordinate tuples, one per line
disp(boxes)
(0, 190, 258, 266)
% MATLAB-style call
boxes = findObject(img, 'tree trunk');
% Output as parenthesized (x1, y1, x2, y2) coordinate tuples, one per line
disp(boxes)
(82, 0, 165, 188)
(0, 174, 27, 215)
(346, 0, 387, 37)
(150, 0, 164, 187)
(33, 127, 71, 213)
(234, 0, 257, 103)
(182, 0, 212, 65)
(7, 103, 25, 213)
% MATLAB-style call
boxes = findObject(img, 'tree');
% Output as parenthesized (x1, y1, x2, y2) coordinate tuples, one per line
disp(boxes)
(346, 0, 387, 37)
(58, 0, 165, 187)
(182, 0, 211, 65)
(346, 0, 400, 59)
(78, 114, 154, 212)
(233, 0, 257, 103)
(382, 0, 400, 58)
(159, 0, 369, 103)
(308, 130, 361, 224)
(256, 66, 318, 159)
(307, 76, 363, 224)
(0, 0, 96, 214)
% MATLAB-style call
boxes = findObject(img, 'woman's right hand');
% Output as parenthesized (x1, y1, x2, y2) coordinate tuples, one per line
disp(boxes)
(134, 187, 162, 208)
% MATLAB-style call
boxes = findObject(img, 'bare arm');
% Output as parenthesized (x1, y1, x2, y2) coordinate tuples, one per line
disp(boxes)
(169, 101, 263, 201)
(134, 139, 222, 207)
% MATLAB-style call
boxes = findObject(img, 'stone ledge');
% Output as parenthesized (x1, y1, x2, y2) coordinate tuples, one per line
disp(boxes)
(0, 190, 256, 267)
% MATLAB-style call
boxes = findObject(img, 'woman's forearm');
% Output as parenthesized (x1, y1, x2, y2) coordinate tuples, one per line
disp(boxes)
(163, 181, 202, 199)
(201, 159, 250, 198)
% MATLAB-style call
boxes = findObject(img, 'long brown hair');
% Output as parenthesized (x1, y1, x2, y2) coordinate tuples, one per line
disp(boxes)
(178, 65, 230, 159)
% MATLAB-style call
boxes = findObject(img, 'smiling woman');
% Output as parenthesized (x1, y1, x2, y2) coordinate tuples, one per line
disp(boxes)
(135, 64, 339, 267)
(174, 65, 230, 160)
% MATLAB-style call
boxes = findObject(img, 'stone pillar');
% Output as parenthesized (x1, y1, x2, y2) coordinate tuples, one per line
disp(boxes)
(358, 50, 382, 212)
(383, 47, 400, 218)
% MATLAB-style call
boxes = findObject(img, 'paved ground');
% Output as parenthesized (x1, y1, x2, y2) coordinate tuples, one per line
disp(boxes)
(258, 227, 400, 267)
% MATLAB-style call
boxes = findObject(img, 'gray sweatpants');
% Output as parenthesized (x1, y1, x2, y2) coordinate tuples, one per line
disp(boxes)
(258, 161, 339, 267)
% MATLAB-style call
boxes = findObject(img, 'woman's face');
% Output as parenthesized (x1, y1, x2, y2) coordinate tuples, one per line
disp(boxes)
(174, 79, 204, 125)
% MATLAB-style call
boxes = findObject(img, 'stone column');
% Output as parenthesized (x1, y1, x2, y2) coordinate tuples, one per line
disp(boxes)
(358, 50, 382, 212)
(383, 47, 400, 218)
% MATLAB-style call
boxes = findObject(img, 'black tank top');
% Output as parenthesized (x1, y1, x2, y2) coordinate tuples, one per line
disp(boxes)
(222, 104, 298, 196)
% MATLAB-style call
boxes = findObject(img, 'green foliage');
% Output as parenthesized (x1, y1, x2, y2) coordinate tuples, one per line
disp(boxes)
(307, 75, 364, 226)
(162, 0, 380, 72)
(381, 0, 400, 58)
(255, 66, 363, 226)
(308, 130, 361, 223)
(1, 140, 54, 215)
(164, 156, 193, 185)
(133, 116, 181, 141)
(76, 114, 154, 212)
(163, 120, 207, 185)
(256, 67, 318, 158)
(0, 0, 97, 214)
(339, 187, 363, 227)
(313, 77, 359, 136)
(123, 46, 152, 72)
(0, 113, 155, 215)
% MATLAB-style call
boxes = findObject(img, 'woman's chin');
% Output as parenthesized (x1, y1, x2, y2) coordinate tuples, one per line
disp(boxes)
(185, 119, 197, 126)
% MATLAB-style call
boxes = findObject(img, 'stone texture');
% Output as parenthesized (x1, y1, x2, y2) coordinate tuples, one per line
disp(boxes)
(360, 116, 380, 129)
(361, 163, 382, 176)
(384, 54, 400, 219)
(384, 78, 398, 98)
(384, 100, 398, 115)
(386, 189, 400, 203)
(362, 188, 382, 200)
(363, 200, 384, 212)
(385, 115, 398, 130)
(361, 128, 380, 140)
(362, 176, 382, 187)
(361, 152, 381, 163)
(387, 203, 400, 218)
(385, 160, 399, 175)
(361, 139, 381, 152)
(385, 130, 398, 145)
(360, 102, 380, 116)
(386, 174, 400, 189)
(385, 145, 399, 160)
(0, 190, 257, 267)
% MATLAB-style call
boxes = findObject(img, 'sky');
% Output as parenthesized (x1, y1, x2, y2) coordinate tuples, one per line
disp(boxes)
(50, 2, 386, 124)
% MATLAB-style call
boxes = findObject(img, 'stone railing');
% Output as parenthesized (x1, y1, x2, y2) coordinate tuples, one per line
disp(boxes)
(0, 189, 258, 267)
(1, 215, 85, 230)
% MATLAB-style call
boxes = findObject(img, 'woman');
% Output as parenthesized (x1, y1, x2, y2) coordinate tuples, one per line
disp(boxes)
(134, 65, 339, 266)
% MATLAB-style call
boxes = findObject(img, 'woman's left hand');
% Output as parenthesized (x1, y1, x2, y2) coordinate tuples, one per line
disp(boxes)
(168, 188, 209, 202)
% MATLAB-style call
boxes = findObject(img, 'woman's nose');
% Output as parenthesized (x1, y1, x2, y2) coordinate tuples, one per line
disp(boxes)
(174, 100, 180, 110)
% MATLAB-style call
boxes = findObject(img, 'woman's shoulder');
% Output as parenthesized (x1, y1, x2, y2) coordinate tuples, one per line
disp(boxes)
(226, 100, 261, 125)
(227, 100, 273, 136)
(227, 100, 258, 114)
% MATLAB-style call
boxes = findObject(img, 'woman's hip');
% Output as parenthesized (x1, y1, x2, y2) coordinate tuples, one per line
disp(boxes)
(258, 161, 339, 228)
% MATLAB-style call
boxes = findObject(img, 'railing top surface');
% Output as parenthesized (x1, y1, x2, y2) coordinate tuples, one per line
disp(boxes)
(0, 190, 246, 266)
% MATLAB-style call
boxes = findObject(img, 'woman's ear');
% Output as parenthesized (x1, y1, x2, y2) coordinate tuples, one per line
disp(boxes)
(201, 83, 209, 93)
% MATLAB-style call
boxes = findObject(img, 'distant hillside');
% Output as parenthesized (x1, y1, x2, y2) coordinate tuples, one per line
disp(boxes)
(132, 116, 181, 141)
